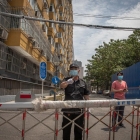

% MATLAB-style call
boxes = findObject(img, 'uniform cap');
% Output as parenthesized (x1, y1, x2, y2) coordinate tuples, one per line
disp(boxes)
(69, 63, 79, 69)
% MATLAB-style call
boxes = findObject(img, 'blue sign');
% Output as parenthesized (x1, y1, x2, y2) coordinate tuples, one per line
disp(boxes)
(127, 101, 130, 105)
(52, 77, 59, 84)
(40, 62, 47, 80)
(132, 101, 135, 105)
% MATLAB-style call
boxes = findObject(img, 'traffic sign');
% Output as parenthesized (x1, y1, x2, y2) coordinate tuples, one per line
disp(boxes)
(52, 77, 59, 84)
(40, 62, 47, 80)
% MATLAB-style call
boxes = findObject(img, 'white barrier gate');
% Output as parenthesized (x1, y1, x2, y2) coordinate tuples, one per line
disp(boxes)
(0, 99, 140, 140)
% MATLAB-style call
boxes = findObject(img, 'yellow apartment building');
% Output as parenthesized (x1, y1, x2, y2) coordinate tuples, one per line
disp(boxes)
(0, 0, 73, 95)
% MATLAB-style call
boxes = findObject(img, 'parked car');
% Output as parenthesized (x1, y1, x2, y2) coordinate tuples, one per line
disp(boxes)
(97, 90, 102, 94)
(92, 90, 97, 94)
(103, 90, 110, 96)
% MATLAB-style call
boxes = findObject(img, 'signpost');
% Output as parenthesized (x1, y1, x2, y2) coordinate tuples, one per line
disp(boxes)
(52, 77, 59, 101)
(40, 62, 47, 98)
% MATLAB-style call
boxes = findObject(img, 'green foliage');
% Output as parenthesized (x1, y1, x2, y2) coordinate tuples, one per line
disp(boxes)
(84, 31, 140, 90)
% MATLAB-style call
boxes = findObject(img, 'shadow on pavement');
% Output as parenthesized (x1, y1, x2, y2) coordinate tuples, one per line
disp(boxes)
(101, 126, 121, 132)
(90, 94, 112, 99)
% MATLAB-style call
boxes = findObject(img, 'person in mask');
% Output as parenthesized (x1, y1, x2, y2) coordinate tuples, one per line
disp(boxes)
(60, 63, 90, 140)
(111, 72, 128, 129)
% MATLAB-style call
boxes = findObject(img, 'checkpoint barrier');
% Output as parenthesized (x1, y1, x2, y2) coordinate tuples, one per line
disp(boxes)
(0, 99, 140, 140)
(43, 94, 64, 101)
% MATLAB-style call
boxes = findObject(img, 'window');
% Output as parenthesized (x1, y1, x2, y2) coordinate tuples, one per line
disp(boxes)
(34, 4, 43, 25)
(10, 16, 20, 29)
(59, 11, 63, 17)
(57, 33, 62, 38)
(45, 24, 48, 35)
(48, 36, 55, 48)
(49, 3, 54, 12)
(6, 49, 13, 71)
(21, 19, 26, 31)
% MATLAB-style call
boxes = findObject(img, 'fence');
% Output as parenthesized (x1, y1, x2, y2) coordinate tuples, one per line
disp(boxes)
(0, 99, 140, 140)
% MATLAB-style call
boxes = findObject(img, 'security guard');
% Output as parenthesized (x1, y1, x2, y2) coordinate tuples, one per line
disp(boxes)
(60, 63, 90, 140)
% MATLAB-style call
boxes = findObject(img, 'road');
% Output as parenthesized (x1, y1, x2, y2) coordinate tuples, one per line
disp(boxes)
(0, 94, 139, 140)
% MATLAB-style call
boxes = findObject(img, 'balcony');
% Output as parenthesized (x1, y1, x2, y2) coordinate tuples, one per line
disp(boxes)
(48, 23, 57, 38)
(6, 7, 52, 63)
(49, 12, 56, 21)
(59, 6, 64, 12)
(55, 33, 64, 47)
(0, 0, 11, 41)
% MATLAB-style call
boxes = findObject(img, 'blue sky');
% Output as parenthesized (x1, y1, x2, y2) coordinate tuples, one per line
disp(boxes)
(72, 0, 140, 75)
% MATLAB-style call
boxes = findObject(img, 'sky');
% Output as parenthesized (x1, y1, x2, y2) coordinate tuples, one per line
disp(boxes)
(72, 0, 140, 75)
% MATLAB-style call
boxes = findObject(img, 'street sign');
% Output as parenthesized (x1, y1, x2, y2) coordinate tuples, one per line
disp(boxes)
(52, 77, 59, 84)
(40, 62, 47, 98)
(40, 62, 47, 80)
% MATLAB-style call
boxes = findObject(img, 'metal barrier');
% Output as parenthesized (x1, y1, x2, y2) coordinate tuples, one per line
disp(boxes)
(0, 99, 140, 140)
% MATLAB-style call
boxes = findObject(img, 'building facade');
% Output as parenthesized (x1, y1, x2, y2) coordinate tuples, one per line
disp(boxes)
(74, 60, 82, 67)
(78, 67, 84, 79)
(74, 60, 84, 79)
(0, 0, 73, 95)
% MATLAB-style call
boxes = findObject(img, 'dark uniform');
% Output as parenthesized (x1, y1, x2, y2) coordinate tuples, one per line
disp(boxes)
(62, 77, 90, 140)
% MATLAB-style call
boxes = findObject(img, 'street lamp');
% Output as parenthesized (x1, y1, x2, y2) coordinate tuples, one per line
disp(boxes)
(53, 61, 62, 101)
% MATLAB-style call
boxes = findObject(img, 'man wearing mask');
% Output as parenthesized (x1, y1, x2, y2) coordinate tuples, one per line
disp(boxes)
(111, 72, 128, 128)
(60, 63, 90, 140)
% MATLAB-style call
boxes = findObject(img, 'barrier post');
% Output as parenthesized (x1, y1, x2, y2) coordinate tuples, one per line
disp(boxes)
(21, 109, 26, 140)
(54, 109, 59, 140)
(83, 108, 86, 140)
(86, 108, 89, 140)
(131, 106, 134, 140)
(136, 106, 139, 140)
(109, 106, 112, 140)
(113, 109, 116, 140)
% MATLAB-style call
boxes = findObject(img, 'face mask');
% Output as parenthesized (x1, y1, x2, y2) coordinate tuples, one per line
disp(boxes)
(118, 76, 123, 80)
(69, 70, 78, 77)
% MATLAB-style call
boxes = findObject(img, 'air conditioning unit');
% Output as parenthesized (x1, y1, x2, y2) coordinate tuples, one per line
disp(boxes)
(32, 40, 40, 49)
(42, 24, 46, 32)
(35, 11, 39, 17)
(43, 2, 48, 9)
(40, 50, 44, 56)
(0, 28, 8, 40)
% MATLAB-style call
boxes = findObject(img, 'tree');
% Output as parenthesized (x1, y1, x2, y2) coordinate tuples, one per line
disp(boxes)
(84, 31, 140, 90)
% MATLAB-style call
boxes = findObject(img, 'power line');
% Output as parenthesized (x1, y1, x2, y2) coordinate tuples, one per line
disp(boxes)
(0, 12, 140, 31)
(73, 13, 140, 20)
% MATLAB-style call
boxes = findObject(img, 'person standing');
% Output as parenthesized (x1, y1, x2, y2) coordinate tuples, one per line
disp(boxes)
(111, 72, 128, 128)
(60, 63, 90, 140)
